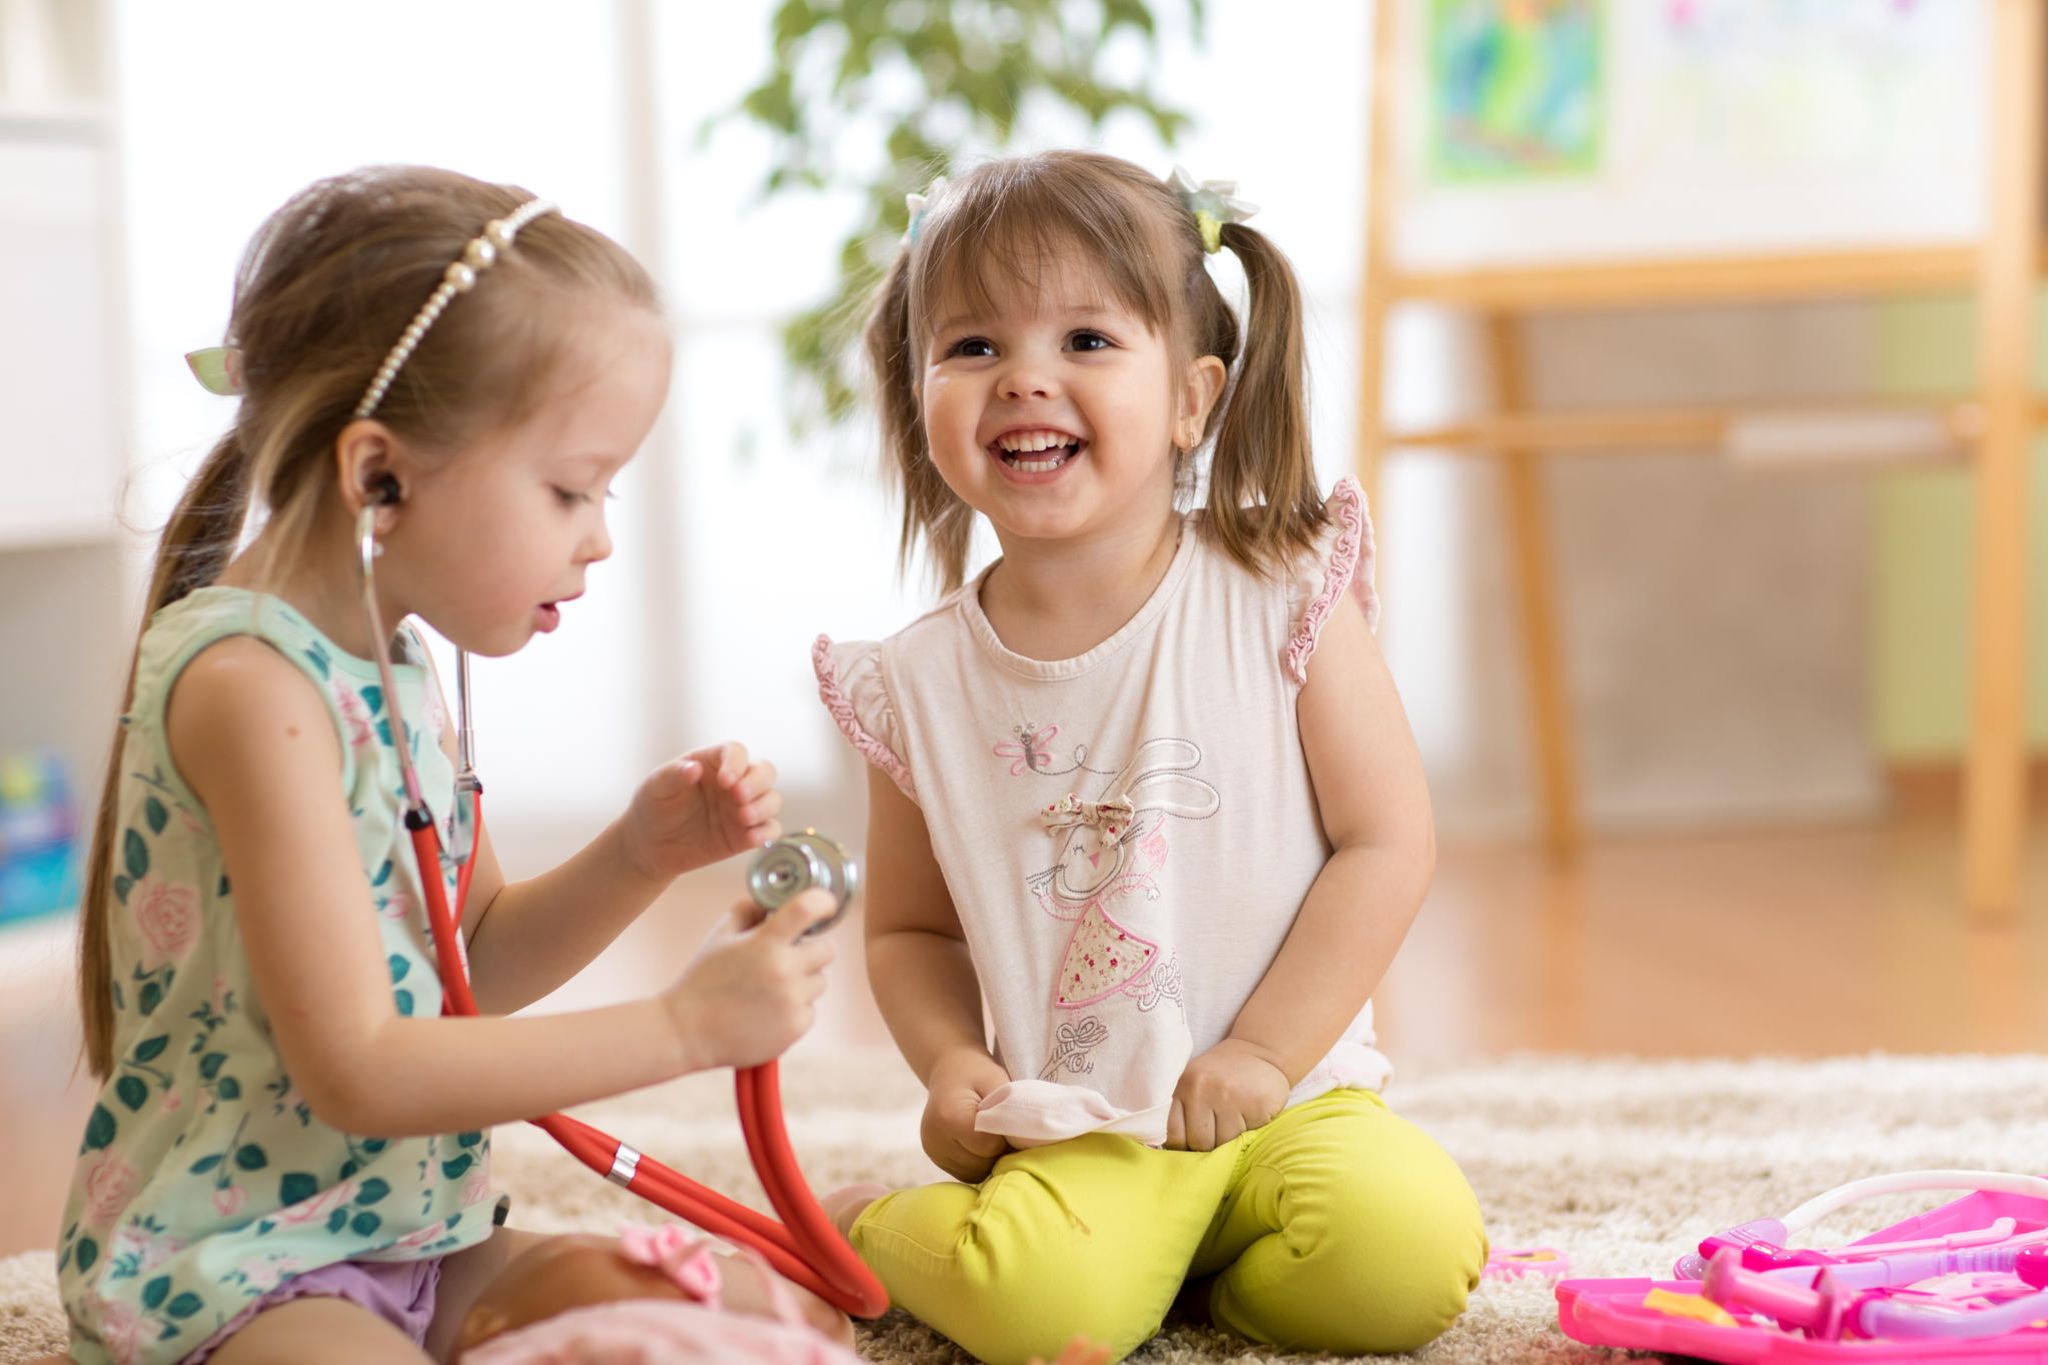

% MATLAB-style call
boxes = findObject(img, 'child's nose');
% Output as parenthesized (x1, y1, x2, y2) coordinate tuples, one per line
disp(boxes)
(998, 357, 1059, 401)
(582, 512, 614, 564)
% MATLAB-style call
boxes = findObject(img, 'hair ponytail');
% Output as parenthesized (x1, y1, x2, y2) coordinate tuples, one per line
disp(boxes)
(78, 431, 252, 1078)
(1202, 221, 1324, 576)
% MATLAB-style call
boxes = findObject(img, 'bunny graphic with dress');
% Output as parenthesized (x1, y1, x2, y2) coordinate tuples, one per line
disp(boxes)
(1016, 739, 1216, 1091)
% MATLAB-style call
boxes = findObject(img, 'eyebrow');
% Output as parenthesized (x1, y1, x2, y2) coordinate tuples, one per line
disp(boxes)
(932, 305, 1126, 335)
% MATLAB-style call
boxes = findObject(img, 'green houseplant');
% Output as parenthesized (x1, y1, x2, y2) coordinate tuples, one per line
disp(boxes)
(719, 0, 1206, 425)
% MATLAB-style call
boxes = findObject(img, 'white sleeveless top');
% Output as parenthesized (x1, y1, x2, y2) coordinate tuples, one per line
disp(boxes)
(815, 479, 1392, 1148)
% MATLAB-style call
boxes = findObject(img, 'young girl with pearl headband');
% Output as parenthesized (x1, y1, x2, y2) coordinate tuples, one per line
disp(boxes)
(54, 165, 853, 1365)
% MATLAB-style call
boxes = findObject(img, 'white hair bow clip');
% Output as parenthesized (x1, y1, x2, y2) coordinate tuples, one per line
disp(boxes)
(904, 176, 951, 245)
(1167, 166, 1258, 254)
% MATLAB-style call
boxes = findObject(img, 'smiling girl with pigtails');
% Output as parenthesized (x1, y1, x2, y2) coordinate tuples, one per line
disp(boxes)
(813, 150, 1486, 1363)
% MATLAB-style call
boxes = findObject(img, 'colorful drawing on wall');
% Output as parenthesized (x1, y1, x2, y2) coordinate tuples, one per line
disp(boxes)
(1428, 0, 1604, 183)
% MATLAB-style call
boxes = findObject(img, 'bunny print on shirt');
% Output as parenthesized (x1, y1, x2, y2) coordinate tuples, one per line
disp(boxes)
(1023, 736, 1219, 1083)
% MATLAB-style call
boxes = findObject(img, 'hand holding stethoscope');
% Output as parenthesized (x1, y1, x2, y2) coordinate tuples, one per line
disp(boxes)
(357, 504, 885, 1318)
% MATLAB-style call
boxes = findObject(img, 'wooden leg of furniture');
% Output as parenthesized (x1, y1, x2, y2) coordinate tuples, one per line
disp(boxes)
(1489, 315, 1582, 859)
(1963, 0, 2042, 920)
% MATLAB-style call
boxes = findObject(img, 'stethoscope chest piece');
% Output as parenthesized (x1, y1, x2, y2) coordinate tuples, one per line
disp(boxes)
(747, 829, 859, 935)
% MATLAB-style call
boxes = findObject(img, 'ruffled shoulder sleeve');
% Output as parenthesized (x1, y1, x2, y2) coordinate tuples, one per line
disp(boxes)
(1281, 476, 1379, 686)
(811, 635, 917, 803)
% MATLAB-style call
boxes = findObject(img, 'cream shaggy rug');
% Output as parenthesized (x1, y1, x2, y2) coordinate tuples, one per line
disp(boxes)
(9, 1051, 2048, 1363)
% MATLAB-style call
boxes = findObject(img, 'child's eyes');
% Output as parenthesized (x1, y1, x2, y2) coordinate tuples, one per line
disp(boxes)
(552, 485, 620, 508)
(942, 332, 1114, 357)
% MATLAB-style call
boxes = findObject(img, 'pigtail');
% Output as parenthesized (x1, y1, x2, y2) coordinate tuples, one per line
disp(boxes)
(865, 248, 975, 593)
(1204, 222, 1325, 576)
(79, 430, 252, 1078)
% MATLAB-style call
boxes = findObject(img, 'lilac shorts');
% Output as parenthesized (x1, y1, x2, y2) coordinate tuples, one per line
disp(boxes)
(182, 1256, 443, 1363)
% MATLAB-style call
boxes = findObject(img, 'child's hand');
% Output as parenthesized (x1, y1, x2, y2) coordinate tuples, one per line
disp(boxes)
(622, 743, 783, 882)
(922, 1046, 1012, 1183)
(1165, 1038, 1290, 1152)
(661, 889, 837, 1072)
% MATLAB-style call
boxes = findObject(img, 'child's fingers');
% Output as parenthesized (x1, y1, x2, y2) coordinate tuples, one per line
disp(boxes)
(738, 788, 784, 829)
(962, 1127, 1008, 1160)
(1184, 1103, 1217, 1153)
(1164, 1099, 1187, 1150)
(766, 888, 839, 941)
(714, 742, 748, 787)
(730, 759, 779, 804)
(644, 757, 699, 799)
(725, 895, 770, 933)
(682, 741, 747, 789)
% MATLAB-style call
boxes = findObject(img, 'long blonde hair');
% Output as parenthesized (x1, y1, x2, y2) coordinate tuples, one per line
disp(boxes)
(79, 166, 660, 1078)
(864, 149, 1326, 593)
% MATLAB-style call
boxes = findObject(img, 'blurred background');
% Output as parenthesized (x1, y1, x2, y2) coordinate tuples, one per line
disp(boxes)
(0, 0, 2044, 1259)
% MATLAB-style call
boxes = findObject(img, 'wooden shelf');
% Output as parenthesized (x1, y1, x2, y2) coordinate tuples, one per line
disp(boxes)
(1387, 400, 2013, 458)
(1387, 244, 2048, 312)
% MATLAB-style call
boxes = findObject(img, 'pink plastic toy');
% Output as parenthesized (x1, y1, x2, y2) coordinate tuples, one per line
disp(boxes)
(1485, 1246, 1571, 1280)
(1557, 1170, 2048, 1362)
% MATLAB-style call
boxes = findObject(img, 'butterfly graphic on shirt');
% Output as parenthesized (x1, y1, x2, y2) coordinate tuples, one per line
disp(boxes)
(993, 722, 1060, 776)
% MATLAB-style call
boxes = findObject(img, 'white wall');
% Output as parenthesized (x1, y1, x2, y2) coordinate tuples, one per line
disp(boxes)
(114, 1, 1439, 863)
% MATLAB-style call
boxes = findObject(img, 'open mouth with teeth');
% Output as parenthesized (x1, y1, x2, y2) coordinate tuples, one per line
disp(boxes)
(993, 429, 1087, 473)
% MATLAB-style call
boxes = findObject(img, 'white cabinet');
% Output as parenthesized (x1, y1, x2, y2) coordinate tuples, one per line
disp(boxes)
(0, 134, 122, 549)
(0, 0, 130, 917)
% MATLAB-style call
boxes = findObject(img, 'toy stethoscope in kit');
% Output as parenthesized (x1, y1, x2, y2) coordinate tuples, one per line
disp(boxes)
(357, 506, 887, 1319)
(1680, 1170, 2048, 1344)
(1558, 1168, 2048, 1360)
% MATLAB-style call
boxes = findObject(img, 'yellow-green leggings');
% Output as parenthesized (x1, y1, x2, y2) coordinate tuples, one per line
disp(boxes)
(849, 1089, 1486, 1363)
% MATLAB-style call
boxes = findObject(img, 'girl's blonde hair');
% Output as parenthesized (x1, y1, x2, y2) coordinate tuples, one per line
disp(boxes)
(79, 165, 660, 1078)
(864, 149, 1326, 592)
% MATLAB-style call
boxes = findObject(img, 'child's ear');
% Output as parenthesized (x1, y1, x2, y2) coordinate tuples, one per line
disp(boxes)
(333, 419, 409, 533)
(1177, 355, 1228, 449)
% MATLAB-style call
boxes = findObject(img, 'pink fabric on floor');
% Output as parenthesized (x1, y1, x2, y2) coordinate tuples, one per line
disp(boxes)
(458, 1297, 865, 1365)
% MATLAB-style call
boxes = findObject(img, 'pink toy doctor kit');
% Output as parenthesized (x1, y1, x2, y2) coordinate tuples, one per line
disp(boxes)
(1557, 1170, 2048, 1362)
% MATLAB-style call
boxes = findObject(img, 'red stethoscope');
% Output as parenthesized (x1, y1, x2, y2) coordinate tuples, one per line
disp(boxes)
(358, 508, 887, 1318)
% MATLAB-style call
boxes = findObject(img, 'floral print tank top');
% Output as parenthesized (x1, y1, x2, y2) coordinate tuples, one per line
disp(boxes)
(58, 588, 495, 1365)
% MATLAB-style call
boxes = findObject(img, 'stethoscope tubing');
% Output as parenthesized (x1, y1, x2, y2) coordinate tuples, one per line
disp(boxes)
(409, 812, 888, 1316)
(361, 509, 884, 1316)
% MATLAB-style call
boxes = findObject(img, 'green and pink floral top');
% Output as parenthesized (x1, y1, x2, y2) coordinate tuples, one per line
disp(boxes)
(59, 588, 496, 1365)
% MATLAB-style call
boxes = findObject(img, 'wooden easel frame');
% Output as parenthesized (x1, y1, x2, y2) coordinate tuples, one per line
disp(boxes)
(1357, 0, 2040, 919)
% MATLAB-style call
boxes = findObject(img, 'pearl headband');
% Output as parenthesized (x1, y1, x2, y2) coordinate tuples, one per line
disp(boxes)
(183, 197, 561, 410)
(354, 196, 559, 418)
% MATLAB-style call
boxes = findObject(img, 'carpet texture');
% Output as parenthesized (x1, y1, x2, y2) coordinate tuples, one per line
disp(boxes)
(10, 1051, 2048, 1363)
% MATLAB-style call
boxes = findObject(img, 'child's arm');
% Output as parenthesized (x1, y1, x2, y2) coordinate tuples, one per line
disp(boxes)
(863, 765, 1013, 1182)
(455, 744, 781, 1014)
(168, 641, 836, 1137)
(1167, 596, 1435, 1151)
